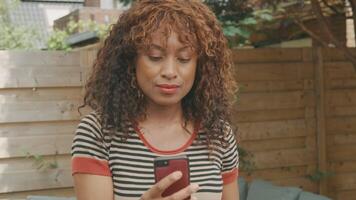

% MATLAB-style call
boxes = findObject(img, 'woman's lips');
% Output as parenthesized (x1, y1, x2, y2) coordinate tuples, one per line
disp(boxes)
(157, 84, 180, 94)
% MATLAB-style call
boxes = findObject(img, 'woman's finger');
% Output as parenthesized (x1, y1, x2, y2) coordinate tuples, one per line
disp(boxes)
(143, 171, 182, 198)
(164, 183, 199, 200)
(190, 195, 198, 200)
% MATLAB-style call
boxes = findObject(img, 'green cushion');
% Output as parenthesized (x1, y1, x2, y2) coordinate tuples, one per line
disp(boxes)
(298, 191, 331, 200)
(247, 179, 302, 200)
(238, 177, 248, 200)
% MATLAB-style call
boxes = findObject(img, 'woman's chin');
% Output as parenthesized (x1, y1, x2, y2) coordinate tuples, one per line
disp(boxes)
(148, 98, 182, 108)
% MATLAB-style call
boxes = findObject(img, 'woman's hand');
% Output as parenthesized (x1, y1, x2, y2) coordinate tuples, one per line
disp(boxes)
(140, 171, 199, 200)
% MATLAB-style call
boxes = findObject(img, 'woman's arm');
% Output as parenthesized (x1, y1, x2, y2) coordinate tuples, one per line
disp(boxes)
(222, 181, 239, 200)
(73, 174, 114, 200)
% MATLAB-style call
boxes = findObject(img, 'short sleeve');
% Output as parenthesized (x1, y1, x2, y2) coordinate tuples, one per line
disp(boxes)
(71, 112, 112, 177)
(221, 126, 239, 185)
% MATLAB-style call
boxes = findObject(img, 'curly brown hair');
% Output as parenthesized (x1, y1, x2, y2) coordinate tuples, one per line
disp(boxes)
(79, 0, 238, 148)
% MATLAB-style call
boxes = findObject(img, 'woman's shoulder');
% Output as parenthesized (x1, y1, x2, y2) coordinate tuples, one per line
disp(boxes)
(208, 119, 235, 136)
(76, 111, 131, 139)
(79, 110, 102, 126)
(197, 120, 236, 141)
(221, 120, 237, 143)
(222, 120, 234, 133)
(75, 110, 104, 136)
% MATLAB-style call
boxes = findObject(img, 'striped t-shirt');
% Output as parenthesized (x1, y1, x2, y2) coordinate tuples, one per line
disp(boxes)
(71, 112, 239, 200)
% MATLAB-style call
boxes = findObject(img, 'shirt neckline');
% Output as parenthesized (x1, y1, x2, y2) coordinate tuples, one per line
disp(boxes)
(132, 121, 200, 155)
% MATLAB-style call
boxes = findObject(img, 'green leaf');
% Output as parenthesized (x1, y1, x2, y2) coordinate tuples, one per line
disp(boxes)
(223, 25, 251, 39)
(239, 17, 257, 25)
(235, 28, 251, 39)
(49, 162, 58, 169)
(259, 13, 274, 21)
(223, 25, 240, 37)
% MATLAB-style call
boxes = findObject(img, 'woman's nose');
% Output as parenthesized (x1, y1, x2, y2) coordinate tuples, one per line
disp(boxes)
(160, 57, 177, 79)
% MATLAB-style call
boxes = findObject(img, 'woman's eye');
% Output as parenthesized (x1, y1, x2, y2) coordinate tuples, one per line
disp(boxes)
(178, 58, 191, 63)
(148, 56, 162, 61)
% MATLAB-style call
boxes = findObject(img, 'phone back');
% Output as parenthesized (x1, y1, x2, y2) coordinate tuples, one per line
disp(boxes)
(154, 156, 190, 198)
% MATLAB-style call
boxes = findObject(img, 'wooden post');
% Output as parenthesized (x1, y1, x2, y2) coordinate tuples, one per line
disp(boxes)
(313, 47, 328, 195)
(346, 0, 356, 47)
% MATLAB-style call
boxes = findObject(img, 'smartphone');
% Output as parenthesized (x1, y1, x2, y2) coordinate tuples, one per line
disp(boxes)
(154, 155, 190, 198)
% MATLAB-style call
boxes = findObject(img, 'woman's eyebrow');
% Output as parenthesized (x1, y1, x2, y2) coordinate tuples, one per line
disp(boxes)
(178, 46, 191, 51)
(148, 44, 164, 51)
(149, 44, 192, 51)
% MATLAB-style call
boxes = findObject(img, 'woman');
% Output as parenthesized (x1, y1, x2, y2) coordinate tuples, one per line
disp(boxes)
(71, 0, 240, 200)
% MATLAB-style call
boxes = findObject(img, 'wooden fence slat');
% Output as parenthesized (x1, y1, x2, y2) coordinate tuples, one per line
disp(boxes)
(232, 48, 304, 63)
(0, 155, 72, 193)
(329, 160, 356, 173)
(322, 48, 356, 61)
(325, 62, 356, 79)
(326, 117, 356, 132)
(329, 79, 356, 89)
(80, 49, 99, 68)
(335, 190, 356, 200)
(251, 148, 316, 169)
(0, 135, 73, 158)
(233, 108, 309, 123)
(0, 169, 72, 193)
(328, 145, 356, 162)
(0, 155, 70, 169)
(238, 80, 314, 93)
(238, 119, 312, 141)
(302, 48, 314, 62)
(0, 121, 78, 137)
(314, 47, 328, 194)
(0, 188, 74, 199)
(328, 105, 356, 117)
(328, 89, 356, 106)
(0, 51, 80, 66)
(0, 68, 83, 88)
(0, 88, 83, 102)
(329, 173, 356, 190)
(236, 62, 314, 81)
(0, 100, 85, 123)
(240, 165, 315, 180)
(240, 136, 306, 151)
(236, 91, 315, 112)
(330, 133, 356, 145)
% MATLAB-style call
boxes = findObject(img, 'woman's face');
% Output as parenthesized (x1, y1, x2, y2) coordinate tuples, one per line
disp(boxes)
(135, 30, 198, 108)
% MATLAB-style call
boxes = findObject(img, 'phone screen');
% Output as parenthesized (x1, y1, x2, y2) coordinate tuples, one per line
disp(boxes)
(154, 155, 190, 198)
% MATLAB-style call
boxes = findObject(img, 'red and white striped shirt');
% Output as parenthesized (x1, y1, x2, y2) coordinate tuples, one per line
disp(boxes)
(71, 111, 239, 200)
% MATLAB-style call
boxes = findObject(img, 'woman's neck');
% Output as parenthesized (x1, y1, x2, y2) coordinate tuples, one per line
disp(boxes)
(140, 102, 184, 125)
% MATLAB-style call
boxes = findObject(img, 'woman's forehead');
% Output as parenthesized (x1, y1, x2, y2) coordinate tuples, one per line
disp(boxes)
(144, 28, 197, 50)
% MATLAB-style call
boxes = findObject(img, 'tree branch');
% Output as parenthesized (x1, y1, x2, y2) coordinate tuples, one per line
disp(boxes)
(293, 18, 330, 47)
(311, 0, 356, 71)
(320, 0, 341, 14)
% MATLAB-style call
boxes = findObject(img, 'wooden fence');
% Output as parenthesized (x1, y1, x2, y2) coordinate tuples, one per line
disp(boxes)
(0, 48, 355, 199)
(234, 48, 356, 200)
(0, 50, 95, 199)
